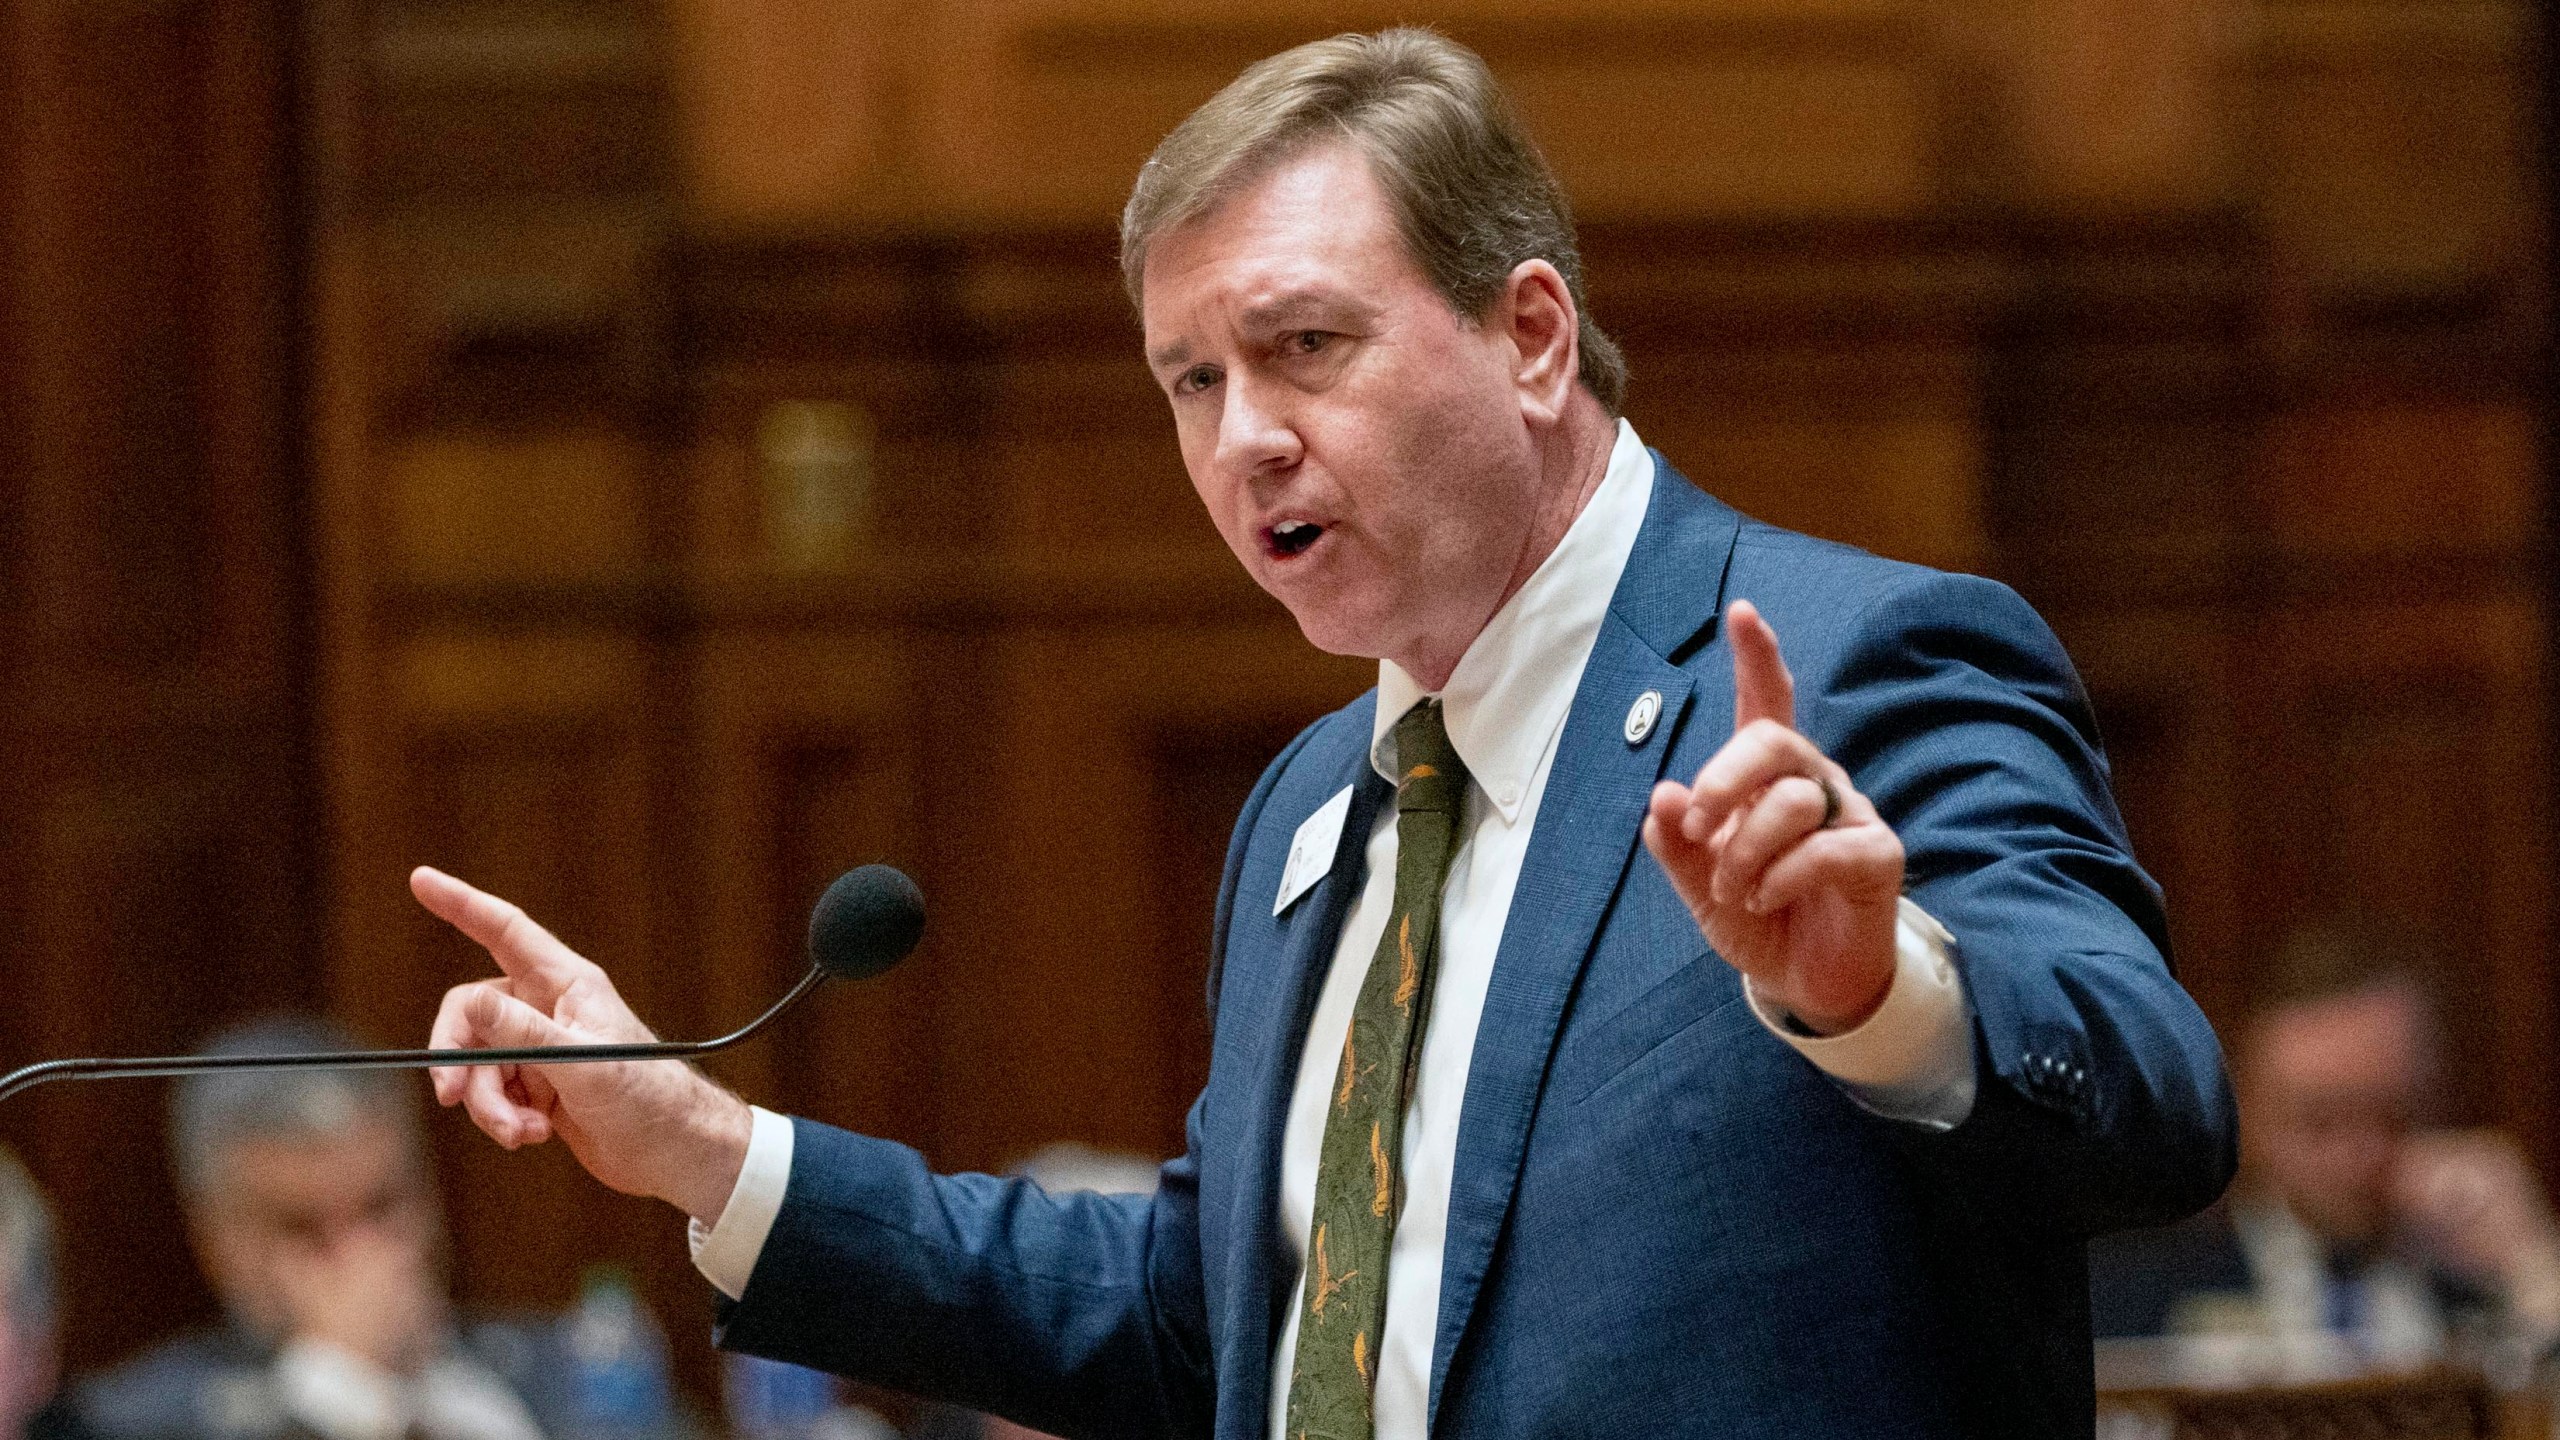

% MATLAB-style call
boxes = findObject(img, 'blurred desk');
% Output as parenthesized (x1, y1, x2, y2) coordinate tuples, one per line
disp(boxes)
(2096, 1368, 2507, 1440)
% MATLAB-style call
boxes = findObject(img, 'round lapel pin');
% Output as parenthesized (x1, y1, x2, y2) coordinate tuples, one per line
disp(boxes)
(1624, 689, 1662, 745)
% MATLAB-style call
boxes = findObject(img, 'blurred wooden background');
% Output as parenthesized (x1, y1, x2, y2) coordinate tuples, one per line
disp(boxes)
(0, 0, 2546, 1405)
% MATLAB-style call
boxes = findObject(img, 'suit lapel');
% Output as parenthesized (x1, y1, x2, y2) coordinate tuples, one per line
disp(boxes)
(1424, 458, 1741, 1427)
(1220, 745, 1392, 1438)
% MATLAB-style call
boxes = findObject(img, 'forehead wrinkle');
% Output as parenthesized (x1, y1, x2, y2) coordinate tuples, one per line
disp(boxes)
(1145, 284, 1360, 370)
(1141, 182, 1396, 366)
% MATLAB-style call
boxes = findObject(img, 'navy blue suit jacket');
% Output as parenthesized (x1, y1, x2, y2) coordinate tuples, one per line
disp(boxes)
(716, 457, 2238, 1438)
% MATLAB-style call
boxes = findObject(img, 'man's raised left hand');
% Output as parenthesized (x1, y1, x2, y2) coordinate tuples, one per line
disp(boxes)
(1643, 599, 1904, 1035)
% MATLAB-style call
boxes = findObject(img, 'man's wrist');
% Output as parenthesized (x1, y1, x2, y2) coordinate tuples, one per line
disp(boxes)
(1771, 928, 1899, 1036)
(658, 1072, 756, 1224)
(1746, 898, 1975, 1130)
(1789, 971, 1893, 1036)
(690, 1105, 795, 1301)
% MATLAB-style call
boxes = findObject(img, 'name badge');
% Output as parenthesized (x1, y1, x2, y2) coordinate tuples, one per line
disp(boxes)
(1274, 785, 1354, 916)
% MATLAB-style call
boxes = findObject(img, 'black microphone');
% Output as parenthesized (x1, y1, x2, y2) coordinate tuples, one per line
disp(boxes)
(0, 864, 926, 1105)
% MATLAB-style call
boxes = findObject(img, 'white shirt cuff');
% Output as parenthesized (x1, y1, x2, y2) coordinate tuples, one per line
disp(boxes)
(1746, 896, 1977, 1129)
(689, 1104, 796, 1301)
(274, 1339, 405, 1440)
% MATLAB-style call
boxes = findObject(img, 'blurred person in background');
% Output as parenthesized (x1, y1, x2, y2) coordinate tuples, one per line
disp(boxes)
(76, 1018, 632, 1440)
(2091, 920, 2560, 1379)
(0, 1144, 93, 1440)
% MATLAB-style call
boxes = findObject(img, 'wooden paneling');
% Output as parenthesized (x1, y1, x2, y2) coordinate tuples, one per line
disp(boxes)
(1583, 222, 1999, 569)
(2244, 600, 2555, 1141)
(369, 3, 666, 203)
(670, 0, 1958, 227)
(344, 620, 721, 1351)
(387, 430, 654, 583)
(652, 237, 1379, 1175)
(2245, 0, 2539, 296)
(2258, 402, 2541, 555)
(2068, 612, 2249, 1028)
(949, 623, 1367, 1169)
(1959, 0, 2236, 207)
(1989, 209, 2554, 1159)
(401, 710, 662, 1315)
(0, 0, 312, 1374)
(303, 0, 711, 1375)
(665, 0, 917, 223)
(687, 628, 929, 1144)
(664, 0, 2539, 233)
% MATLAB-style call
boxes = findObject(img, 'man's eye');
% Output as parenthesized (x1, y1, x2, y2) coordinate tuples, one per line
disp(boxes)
(1175, 364, 1220, 395)
(1289, 331, 1330, 354)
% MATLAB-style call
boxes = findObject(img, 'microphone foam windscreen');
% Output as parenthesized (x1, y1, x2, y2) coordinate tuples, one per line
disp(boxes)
(807, 865, 927, 982)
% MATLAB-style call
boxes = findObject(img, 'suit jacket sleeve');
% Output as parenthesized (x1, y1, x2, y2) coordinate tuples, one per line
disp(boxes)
(711, 1112, 1214, 1440)
(1816, 569, 2237, 1237)
(707, 720, 1327, 1438)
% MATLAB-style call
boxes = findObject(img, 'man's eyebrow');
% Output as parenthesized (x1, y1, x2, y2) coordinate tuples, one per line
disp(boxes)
(1145, 292, 1374, 369)
(1240, 292, 1369, 329)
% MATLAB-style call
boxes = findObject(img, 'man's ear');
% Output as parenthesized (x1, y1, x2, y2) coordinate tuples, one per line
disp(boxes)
(1502, 259, 1580, 426)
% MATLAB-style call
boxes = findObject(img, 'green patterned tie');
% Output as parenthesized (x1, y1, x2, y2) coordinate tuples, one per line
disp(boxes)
(1283, 699, 1469, 1440)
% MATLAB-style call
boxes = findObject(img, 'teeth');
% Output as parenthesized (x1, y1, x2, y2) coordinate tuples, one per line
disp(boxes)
(1270, 519, 1323, 556)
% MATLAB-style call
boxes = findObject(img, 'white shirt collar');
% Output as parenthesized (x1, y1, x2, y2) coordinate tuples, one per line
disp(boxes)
(1372, 418, 1655, 821)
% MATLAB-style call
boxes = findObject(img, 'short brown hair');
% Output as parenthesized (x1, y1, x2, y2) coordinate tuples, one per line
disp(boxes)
(1120, 28, 1628, 415)
(2259, 916, 2434, 1017)
(2244, 916, 2445, 1096)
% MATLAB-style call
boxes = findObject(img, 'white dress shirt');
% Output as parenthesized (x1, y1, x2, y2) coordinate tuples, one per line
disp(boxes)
(2120, 1201, 2447, 1389)
(2232, 1201, 2444, 1376)
(693, 421, 1978, 1440)
(272, 1339, 547, 1440)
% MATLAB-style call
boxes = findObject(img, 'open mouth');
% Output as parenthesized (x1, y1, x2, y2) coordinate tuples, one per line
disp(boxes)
(1265, 519, 1326, 559)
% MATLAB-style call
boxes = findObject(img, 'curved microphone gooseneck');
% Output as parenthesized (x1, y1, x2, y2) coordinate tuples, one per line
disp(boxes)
(0, 864, 926, 1106)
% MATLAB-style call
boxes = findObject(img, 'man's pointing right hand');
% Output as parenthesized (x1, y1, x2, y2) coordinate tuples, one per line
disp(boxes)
(412, 865, 753, 1224)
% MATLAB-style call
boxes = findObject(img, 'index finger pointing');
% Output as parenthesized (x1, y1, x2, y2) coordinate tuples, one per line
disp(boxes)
(409, 866, 595, 993)
(1726, 599, 1795, 732)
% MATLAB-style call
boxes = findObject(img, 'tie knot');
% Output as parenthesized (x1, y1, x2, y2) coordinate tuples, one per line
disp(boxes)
(1392, 700, 1468, 815)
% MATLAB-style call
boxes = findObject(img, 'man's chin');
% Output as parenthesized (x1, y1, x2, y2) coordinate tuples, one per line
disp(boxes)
(2299, 1204, 2390, 1252)
(1274, 588, 1485, 683)
(1289, 618, 1388, 663)
(1273, 598, 1392, 664)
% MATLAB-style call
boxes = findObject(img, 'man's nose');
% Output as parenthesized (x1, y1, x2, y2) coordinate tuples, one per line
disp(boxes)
(318, 1212, 398, 1251)
(1212, 374, 1303, 479)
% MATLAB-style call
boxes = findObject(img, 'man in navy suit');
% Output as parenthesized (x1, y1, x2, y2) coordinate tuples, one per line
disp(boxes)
(409, 28, 2236, 1439)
